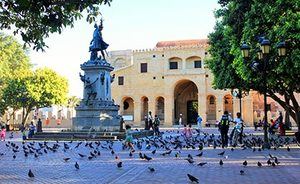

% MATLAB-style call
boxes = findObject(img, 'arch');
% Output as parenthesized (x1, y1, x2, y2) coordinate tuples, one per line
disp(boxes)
(141, 96, 149, 120)
(168, 57, 183, 70)
(113, 58, 126, 69)
(224, 94, 233, 116)
(207, 95, 216, 121)
(155, 96, 165, 124)
(174, 80, 198, 125)
(186, 56, 202, 69)
(121, 97, 134, 121)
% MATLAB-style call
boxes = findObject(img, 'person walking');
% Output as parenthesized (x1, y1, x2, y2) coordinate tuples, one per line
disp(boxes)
(144, 115, 149, 130)
(125, 125, 135, 151)
(178, 114, 183, 128)
(219, 111, 232, 148)
(153, 115, 161, 136)
(148, 111, 153, 131)
(37, 118, 42, 133)
(196, 115, 203, 132)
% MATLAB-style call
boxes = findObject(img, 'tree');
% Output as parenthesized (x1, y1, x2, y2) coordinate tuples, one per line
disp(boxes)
(208, 0, 300, 131)
(0, 33, 32, 122)
(1, 68, 69, 124)
(67, 96, 81, 118)
(0, 0, 112, 51)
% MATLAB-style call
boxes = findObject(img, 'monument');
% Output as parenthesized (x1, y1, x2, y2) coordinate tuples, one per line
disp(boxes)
(72, 19, 121, 132)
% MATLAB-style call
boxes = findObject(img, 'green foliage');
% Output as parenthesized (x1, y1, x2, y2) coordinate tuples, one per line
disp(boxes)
(1, 68, 68, 123)
(0, 0, 112, 51)
(209, 0, 300, 127)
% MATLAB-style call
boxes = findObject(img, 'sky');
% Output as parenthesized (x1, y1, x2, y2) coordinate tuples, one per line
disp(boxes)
(14, 0, 220, 98)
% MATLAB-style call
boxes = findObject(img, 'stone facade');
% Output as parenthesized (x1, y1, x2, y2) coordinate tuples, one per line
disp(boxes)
(109, 39, 298, 127)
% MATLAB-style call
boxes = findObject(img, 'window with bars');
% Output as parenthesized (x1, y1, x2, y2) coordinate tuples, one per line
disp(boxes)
(194, 60, 202, 68)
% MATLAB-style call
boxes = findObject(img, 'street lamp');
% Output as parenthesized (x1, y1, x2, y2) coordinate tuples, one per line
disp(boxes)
(241, 38, 286, 149)
(231, 89, 248, 119)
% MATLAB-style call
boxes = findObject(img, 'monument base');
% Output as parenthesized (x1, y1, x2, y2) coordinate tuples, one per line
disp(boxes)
(72, 100, 121, 132)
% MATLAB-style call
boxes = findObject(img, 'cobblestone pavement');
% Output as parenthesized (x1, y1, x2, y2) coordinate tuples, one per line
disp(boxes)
(0, 130, 299, 184)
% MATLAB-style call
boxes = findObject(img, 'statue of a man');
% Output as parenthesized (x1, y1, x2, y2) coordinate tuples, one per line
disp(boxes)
(89, 19, 109, 61)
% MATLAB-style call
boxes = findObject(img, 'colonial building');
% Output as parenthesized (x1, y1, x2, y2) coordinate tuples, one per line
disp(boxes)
(109, 39, 296, 127)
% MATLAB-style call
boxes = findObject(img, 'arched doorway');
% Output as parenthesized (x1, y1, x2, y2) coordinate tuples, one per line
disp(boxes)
(207, 95, 216, 121)
(141, 96, 149, 120)
(224, 94, 233, 116)
(121, 97, 134, 121)
(155, 97, 164, 124)
(174, 80, 198, 125)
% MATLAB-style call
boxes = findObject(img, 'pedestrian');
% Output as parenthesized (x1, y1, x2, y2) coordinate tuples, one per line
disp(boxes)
(19, 123, 26, 140)
(218, 111, 232, 148)
(178, 113, 183, 127)
(229, 112, 243, 145)
(148, 111, 153, 131)
(276, 112, 285, 136)
(37, 118, 42, 133)
(196, 114, 202, 132)
(153, 115, 160, 136)
(119, 117, 125, 132)
(28, 121, 35, 138)
(125, 124, 135, 151)
(0, 126, 6, 141)
(144, 115, 149, 130)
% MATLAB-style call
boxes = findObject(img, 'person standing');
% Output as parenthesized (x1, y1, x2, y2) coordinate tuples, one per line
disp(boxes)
(219, 111, 232, 148)
(144, 115, 149, 130)
(153, 115, 161, 136)
(276, 112, 285, 136)
(178, 114, 183, 127)
(229, 112, 244, 145)
(196, 115, 203, 131)
(37, 118, 42, 133)
(28, 121, 36, 138)
(125, 125, 135, 151)
(0, 126, 6, 141)
(148, 111, 153, 131)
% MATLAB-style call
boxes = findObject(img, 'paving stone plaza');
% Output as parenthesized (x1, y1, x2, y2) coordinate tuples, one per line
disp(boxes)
(0, 128, 299, 184)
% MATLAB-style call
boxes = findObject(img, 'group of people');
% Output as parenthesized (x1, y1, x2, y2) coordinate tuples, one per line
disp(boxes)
(144, 111, 161, 136)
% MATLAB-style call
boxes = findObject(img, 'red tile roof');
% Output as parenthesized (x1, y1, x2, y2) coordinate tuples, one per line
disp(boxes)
(155, 39, 208, 48)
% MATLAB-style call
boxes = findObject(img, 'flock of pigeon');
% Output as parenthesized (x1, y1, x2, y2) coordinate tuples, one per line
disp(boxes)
(0, 130, 299, 183)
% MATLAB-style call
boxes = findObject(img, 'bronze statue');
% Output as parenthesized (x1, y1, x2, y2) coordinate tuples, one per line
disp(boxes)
(89, 19, 109, 61)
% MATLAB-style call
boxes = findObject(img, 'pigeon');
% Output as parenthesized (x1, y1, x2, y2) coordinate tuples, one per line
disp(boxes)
(117, 162, 122, 168)
(196, 152, 203, 157)
(13, 155, 16, 159)
(63, 158, 71, 162)
(78, 153, 86, 158)
(185, 158, 195, 164)
(144, 154, 152, 161)
(287, 146, 290, 152)
(151, 149, 156, 155)
(218, 151, 225, 156)
(28, 169, 34, 178)
(271, 162, 276, 167)
(129, 151, 133, 157)
(148, 167, 155, 172)
(75, 162, 80, 170)
(274, 157, 280, 165)
(187, 174, 199, 183)
(240, 170, 245, 175)
(257, 161, 262, 167)
(111, 150, 115, 155)
(197, 162, 207, 167)
(219, 159, 223, 166)
(242, 160, 247, 167)
(267, 159, 272, 166)
(139, 152, 144, 159)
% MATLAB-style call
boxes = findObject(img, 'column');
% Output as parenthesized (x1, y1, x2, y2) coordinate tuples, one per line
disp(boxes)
(243, 96, 253, 126)
(198, 93, 207, 123)
(233, 98, 240, 119)
(133, 101, 141, 125)
(216, 95, 224, 120)
(148, 97, 156, 116)
(164, 95, 174, 127)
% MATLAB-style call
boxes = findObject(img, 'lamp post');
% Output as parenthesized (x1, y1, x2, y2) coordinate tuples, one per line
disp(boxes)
(241, 38, 286, 149)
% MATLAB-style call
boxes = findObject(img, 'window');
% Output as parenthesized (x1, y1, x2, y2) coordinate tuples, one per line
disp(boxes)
(153, 77, 156, 79)
(169, 62, 178, 69)
(194, 60, 202, 68)
(152, 55, 156, 58)
(118, 76, 124, 85)
(140, 63, 147, 73)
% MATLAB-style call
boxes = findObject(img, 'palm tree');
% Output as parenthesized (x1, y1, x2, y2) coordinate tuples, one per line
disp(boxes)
(67, 96, 80, 119)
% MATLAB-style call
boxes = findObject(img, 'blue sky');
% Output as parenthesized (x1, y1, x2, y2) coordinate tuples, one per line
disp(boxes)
(24, 0, 219, 97)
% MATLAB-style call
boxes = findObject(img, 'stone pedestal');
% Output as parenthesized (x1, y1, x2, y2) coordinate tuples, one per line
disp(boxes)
(72, 59, 121, 131)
